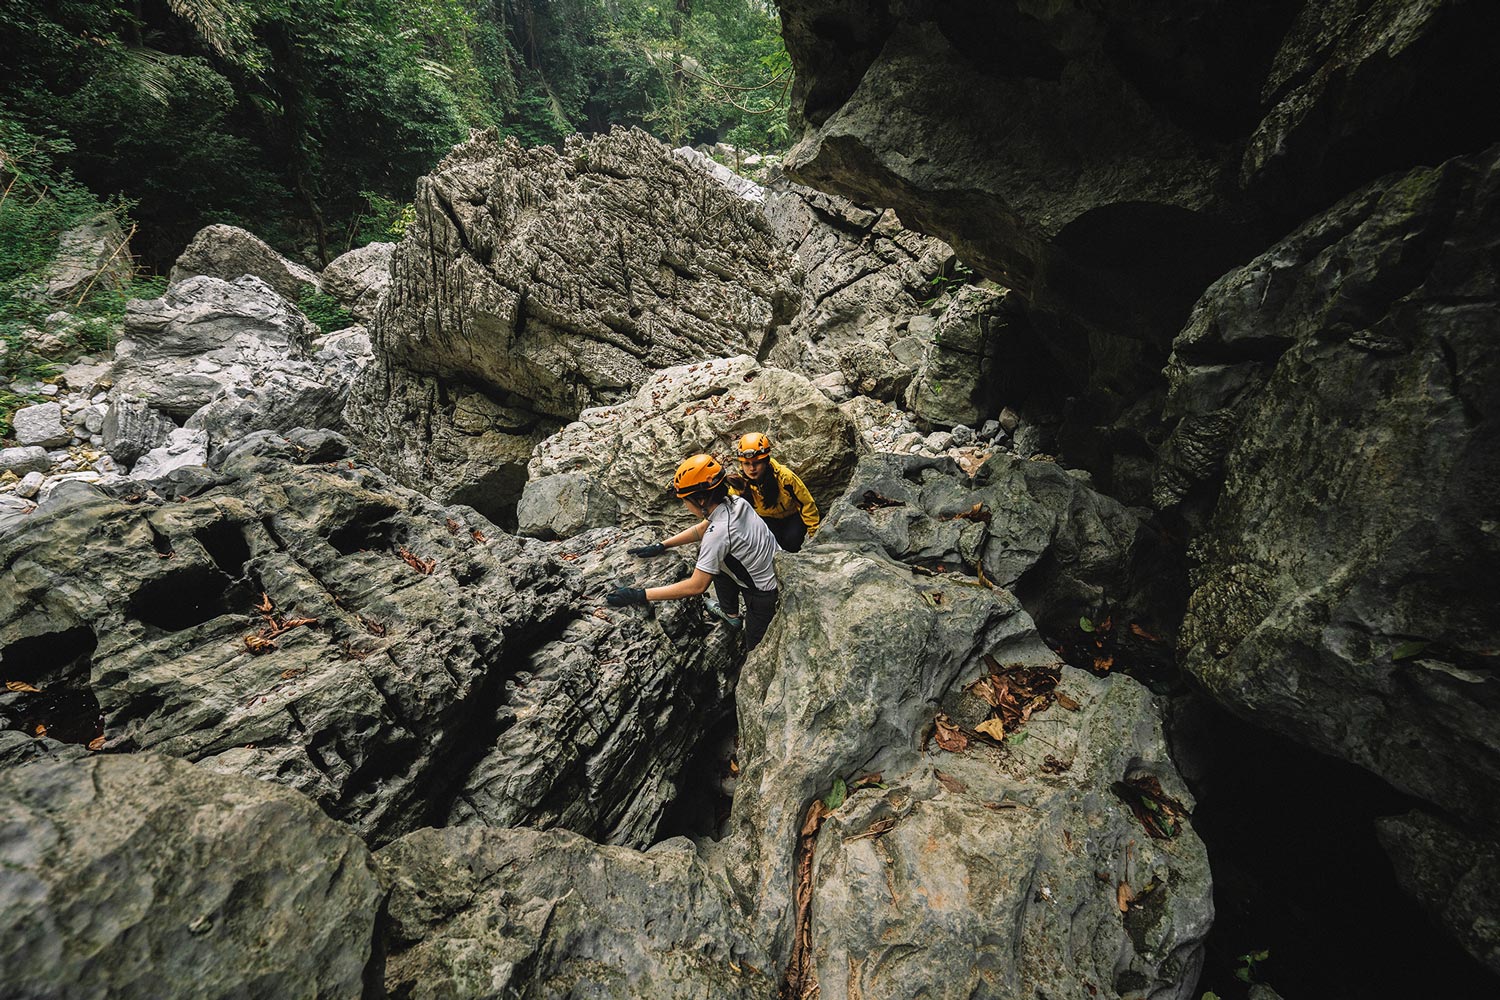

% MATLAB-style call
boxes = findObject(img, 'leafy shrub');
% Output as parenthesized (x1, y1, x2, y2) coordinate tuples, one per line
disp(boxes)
(297, 287, 356, 335)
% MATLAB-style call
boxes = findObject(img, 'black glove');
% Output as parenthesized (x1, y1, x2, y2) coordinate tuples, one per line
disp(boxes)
(606, 586, 648, 607)
(626, 542, 667, 558)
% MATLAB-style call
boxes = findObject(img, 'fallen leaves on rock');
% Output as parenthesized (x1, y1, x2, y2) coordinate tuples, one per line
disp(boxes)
(1117, 882, 1136, 912)
(360, 615, 387, 636)
(842, 816, 899, 843)
(445, 518, 461, 535)
(244, 635, 276, 654)
(256, 592, 274, 613)
(1112, 775, 1188, 839)
(33, 723, 46, 738)
(940, 501, 991, 524)
(856, 489, 904, 511)
(5, 680, 41, 693)
(933, 713, 969, 753)
(471, 529, 487, 543)
(1056, 692, 1080, 711)
(968, 655, 1060, 743)
(399, 546, 437, 574)
(974, 717, 1006, 741)
(935, 769, 967, 794)
(87, 734, 106, 751)
(1041, 754, 1072, 774)
(823, 777, 847, 811)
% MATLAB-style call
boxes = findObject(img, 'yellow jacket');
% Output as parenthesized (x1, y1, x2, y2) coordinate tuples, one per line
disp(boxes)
(733, 458, 820, 534)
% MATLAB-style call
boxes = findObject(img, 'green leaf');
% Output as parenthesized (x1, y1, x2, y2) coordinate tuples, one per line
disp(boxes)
(823, 777, 846, 811)
(1008, 731, 1029, 746)
(1202, 993, 1222, 1000)
(1235, 968, 1252, 983)
(1079, 616, 1095, 633)
(1392, 640, 1429, 661)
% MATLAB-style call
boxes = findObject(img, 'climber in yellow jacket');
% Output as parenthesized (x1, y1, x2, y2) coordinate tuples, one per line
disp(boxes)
(727, 432, 820, 553)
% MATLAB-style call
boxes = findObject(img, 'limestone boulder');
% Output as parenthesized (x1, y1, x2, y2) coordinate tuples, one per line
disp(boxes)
(10, 402, 71, 448)
(526, 355, 860, 538)
(42, 212, 134, 303)
(346, 127, 798, 521)
(107, 275, 361, 463)
(321, 241, 393, 322)
(818, 452, 1152, 638)
(0, 753, 380, 1000)
(168, 223, 320, 303)
(0, 441, 733, 849)
(1155, 145, 1500, 971)
(1159, 145, 1500, 832)
(904, 283, 1009, 429)
(369, 550, 1211, 1000)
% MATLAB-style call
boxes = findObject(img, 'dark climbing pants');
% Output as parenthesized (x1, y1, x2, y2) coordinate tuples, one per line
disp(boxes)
(713, 576, 779, 652)
(763, 514, 807, 553)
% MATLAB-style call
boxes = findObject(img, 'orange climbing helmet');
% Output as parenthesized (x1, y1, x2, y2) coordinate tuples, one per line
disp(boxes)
(673, 453, 727, 498)
(736, 432, 772, 461)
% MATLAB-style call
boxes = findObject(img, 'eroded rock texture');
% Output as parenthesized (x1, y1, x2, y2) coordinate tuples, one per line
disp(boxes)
(345, 128, 799, 522)
(1160, 144, 1500, 963)
(374, 551, 1212, 1000)
(777, 0, 1500, 494)
(0, 752, 381, 1000)
(524, 355, 859, 539)
(0, 440, 733, 849)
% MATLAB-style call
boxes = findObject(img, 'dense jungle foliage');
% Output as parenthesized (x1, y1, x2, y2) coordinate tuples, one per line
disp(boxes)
(1, 0, 792, 275)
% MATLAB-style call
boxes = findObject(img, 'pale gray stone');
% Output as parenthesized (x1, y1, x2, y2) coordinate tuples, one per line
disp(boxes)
(12, 402, 71, 447)
(169, 223, 321, 302)
(320, 243, 393, 322)
(0, 446, 50, 476)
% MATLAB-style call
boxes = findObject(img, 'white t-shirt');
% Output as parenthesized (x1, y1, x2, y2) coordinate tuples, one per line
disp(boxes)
(696, 495, 779, 592)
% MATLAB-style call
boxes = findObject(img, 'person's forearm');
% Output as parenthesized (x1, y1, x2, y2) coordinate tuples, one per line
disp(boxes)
(646, 575, 710, 601)
(664, 520, 708, 548)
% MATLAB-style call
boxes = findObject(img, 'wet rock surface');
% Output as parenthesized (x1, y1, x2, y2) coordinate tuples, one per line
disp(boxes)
(0, 752, 381, 1000)
(0, 441, 732, 850)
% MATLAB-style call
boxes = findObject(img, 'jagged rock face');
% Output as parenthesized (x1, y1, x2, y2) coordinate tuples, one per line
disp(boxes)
(761, 176, 953, 383)
(43, 212, 134, 302)
(778, 0, 1500, 327)
(373, 551, 1211, 1000)
(345, 127, 799, 522)
(0, 441, 733, 849)
(0, 752, 381, 1000)
(818, 452, 1155, 639)
(169, 223, 321, 303)
(1376, 811, 1500, 976)
(377, 827, 769, 999)
(104, 275, 366, 476)
(776, 0, 1500, 495)
(1157, 144, 1500, 966)
(1161, 146, 1500, 822)
(523, 355, 860, 539)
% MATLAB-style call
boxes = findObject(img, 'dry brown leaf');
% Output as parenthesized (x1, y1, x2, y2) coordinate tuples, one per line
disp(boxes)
(471, 529, 487, 543)
(87, 734, 106, 752)
(1130, 622, 1161, 642)
(5, 680, 41, 693)
(1117, 882, 1136, 912)
(279, 668, 305, 680)
(728, 758, 740, 776)
(975, 717, 1007, 741)
(850, 772, 883, 790)
(933, 714, 969, 753)
(1041, 754, 1073, 774)
(445, 518, 461, 535)
(969, 676, 1003, 707)
(33, 723, 47, 738)
(399, 546, 436, 574)
(361, 616, 387, 636)
(1057, 692, 1081, 711)
(560, 552, 579, 561)
(256, 592, 273, 613)
(279, 616, 318, 631)
(935, 770, 967, 794)
(800, 798, 830, 837)
(244, 634, 276, 654)
(1092, 655, 1115, 672)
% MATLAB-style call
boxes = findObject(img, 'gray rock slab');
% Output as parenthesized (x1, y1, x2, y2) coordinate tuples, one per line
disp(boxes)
(0, 753, 380, 999)
(12, 402, 71, 448)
